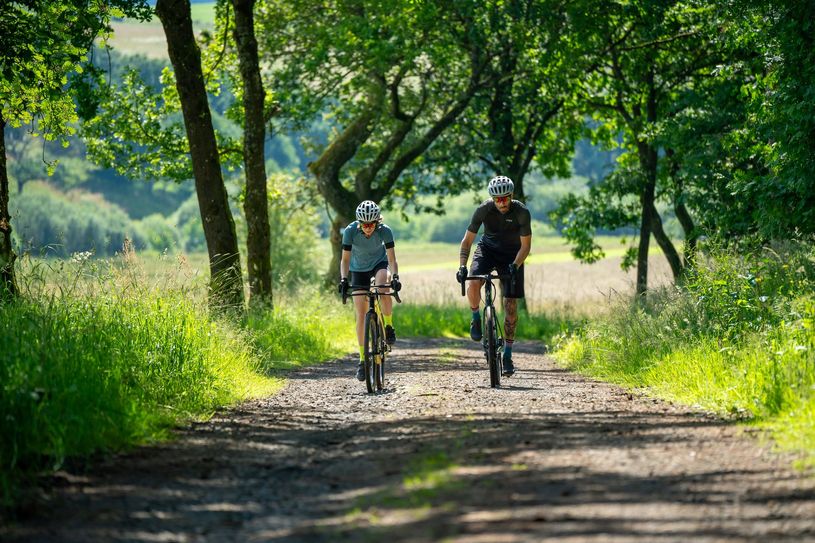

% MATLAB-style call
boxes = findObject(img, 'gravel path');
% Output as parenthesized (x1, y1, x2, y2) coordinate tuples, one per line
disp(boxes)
(3, 338, 815, 542)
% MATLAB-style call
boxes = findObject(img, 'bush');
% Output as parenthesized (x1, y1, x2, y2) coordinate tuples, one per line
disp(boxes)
(265, 173, 326, 289)
(12, 182, 146, 256)
(169, 194, 207, 253)
(138, 213, 181, 252)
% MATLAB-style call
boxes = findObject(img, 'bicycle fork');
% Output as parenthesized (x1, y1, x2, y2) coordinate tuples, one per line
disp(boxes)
(372, 299, 392, 354)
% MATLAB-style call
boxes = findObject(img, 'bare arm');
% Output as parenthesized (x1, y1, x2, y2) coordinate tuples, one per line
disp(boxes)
(340, 249, 351, 280)
(514, 235, 531, 267)
(386, 247, 398, 276)
(459, 230, 477, 267)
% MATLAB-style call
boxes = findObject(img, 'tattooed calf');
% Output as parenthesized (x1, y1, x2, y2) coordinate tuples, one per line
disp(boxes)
(503, 298, 518, 340)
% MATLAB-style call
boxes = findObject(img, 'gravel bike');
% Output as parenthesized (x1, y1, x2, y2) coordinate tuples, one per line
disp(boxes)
(343, 279, 402, 393)
(460, 272, 513, 388)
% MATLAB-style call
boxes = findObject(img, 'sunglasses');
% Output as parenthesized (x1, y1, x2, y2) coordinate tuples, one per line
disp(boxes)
(360, 221, 377, 228)
(493, 196, 511, 204)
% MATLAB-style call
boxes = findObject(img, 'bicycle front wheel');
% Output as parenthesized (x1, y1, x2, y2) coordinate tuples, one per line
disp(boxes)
(485, 305, 500, 388)
(364, 312, 378, 393)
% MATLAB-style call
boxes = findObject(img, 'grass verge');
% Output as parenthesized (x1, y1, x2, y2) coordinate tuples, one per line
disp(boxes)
(554, 242, 815, 468)
(395, 303, 576, 346)
(0, 258, 356, 509)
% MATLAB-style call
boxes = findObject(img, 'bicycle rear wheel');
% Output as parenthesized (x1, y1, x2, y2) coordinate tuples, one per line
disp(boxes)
(364, 312, 378, 393)
(484, 305, 501, 388)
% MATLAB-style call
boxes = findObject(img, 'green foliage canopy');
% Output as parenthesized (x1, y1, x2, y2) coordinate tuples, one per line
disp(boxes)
(1, 0, 151, 149)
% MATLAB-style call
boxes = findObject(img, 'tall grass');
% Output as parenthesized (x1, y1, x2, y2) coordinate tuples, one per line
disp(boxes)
(0, 252, 355, 508)
(555, 241, 815, 466)
(395, 303, 576, 346)
(249, 291, 356, 368)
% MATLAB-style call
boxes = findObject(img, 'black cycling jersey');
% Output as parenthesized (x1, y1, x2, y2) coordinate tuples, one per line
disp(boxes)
(467, 199, 532, 257)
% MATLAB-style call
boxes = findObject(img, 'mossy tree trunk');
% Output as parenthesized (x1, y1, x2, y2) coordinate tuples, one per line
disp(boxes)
(233, 0, 273, 307)
(156, 0, 244, 313)
(0, 114, 18, 301)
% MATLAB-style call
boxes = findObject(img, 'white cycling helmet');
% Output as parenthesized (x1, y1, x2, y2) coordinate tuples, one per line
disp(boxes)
(355, 200, 381, 222)
(488, 175, 514, 197)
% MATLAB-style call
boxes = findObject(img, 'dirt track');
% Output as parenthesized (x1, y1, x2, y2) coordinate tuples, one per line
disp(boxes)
(3, 338, 815, 542)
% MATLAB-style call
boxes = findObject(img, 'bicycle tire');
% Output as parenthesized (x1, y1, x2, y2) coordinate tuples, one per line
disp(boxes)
(376, 319, 386, 391)
(485, 305, 501, 388)
(364, 312, 378, 393)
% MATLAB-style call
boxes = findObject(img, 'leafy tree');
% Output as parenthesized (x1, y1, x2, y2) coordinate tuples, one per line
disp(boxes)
(731, 0, 815, 237)
(265, 172, 323, 289)
(85, 1, 276, 307)
(655, 34, 761, 264)
(0, 0, 151, 299)
(206, 0, 275, 304)
(3, 126, 42, 195)
(256, 0, 499, 281)
(427, 0, 585, 203)
(554, 0, 727, 295)
(12, 182, 145, 256)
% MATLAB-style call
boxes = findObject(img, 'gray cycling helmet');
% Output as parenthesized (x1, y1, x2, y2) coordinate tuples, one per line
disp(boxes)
(355, 200, 381, 222)
(488, 175, 514, 197)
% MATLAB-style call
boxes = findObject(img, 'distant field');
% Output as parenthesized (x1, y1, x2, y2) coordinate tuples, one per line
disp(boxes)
(107, 3, 216, 60)
(305, 237, 675, 314)
(396, 238, 673, 313)
(396, 236, 633, 273)
(17, 236, 673, 316)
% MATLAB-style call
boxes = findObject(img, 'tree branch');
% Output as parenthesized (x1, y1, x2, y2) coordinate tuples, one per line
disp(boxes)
(619, 31, 698, 52)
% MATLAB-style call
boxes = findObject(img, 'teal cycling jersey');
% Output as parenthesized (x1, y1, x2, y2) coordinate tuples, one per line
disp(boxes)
(341, 221, 395, 272)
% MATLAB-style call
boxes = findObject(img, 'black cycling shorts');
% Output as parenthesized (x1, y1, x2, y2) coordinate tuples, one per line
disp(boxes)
(470, 245, 525, 298)
(350, 260, 389, 290)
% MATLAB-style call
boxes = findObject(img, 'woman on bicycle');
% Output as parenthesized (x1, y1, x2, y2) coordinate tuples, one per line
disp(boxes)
(456, 175, 532, 377)
(338, 200, 401, 381)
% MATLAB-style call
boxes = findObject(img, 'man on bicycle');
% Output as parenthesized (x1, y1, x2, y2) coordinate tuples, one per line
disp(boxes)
(456, 175, 531, 376)
(338, 200, 401, 381)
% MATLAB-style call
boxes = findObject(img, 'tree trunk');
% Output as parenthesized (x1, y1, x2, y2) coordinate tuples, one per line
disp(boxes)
(232, 0, 272, 307)
(309, 87, 383, 284)
(0, 114, 18, 301)
(156, 0, 244, 313)
(636, 182, 653, 298)
(675, 200, 697, 269)
(635, 139, 659, 297)
(666, 148, 697, 271)
(648, 203, 684, 282)
(327, 213, 351, 285)
(634, 70, 658, 298)
(635, 143, 684, 290)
